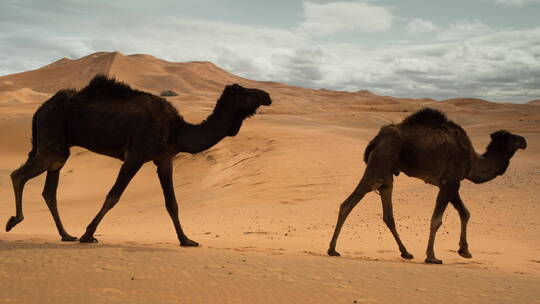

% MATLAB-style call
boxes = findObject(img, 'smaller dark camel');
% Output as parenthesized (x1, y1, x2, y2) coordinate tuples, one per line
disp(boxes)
(6, 75, 272, 246)
(327, 108, 527, 264)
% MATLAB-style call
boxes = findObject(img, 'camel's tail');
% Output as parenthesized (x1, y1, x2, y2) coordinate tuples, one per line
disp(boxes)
(27, 113, 38, 161)
(363, 125, 402, 176)
(363, 138, 378, 164)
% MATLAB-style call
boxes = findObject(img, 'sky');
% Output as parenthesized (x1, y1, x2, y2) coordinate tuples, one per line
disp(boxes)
(1, 0, 539, 102)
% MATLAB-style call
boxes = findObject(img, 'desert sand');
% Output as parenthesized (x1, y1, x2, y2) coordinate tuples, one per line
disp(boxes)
(1, 52, 539, 303)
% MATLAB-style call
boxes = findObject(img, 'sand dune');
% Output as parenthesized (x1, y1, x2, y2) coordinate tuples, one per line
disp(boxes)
(0, 52, 539, 303)
(0, 52, 261, 96)
(0, 87, 50, 105)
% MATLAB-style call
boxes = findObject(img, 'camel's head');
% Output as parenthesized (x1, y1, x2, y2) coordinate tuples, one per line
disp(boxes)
(219, 83, 272, 136)
(489, 130, 527, 155)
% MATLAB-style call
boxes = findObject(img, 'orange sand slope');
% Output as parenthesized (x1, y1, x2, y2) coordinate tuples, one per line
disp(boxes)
(1, 52, 539, 303)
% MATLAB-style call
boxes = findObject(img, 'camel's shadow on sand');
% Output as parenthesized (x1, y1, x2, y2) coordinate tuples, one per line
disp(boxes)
(0, 238, 176, 253)
(0, 238, 496, 271)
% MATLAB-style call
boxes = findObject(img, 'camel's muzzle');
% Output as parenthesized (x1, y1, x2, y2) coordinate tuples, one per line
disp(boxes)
(519, 137, 527, 149)
(517, 136, 527, 149)
(261, 93, 272, 106)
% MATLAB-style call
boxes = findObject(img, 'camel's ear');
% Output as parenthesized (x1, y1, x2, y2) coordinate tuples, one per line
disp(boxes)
(490, 130, 506, 140)
(226, 84, 242, 90)
(224, 84, 244, 96)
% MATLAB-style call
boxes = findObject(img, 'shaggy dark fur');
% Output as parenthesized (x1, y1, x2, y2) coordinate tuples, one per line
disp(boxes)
(6, 75, 272, 246)
(79, 74, 143, 98)
(328, 107, 526, 264)
(401, 108, 448, 128)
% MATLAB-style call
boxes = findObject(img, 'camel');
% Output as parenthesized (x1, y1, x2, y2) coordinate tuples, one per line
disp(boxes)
(5, 75, 272, 246)
(327, 108, 527, 264)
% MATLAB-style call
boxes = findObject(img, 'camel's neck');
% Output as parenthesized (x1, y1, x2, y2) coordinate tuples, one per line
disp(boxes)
(467, 149, 511, 184)
(175, 104, 240, 154)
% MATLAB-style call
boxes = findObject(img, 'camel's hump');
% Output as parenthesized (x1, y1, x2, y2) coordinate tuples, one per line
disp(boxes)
(401, 108, 448, 127)
(78, 74, 142, 99)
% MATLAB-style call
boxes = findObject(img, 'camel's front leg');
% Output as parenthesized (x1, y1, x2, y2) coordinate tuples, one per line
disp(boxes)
(80, 160, 142, 243)
(450, 193, 472, 258)
(425, 183, 459, 264)
(155, 158, 198, 247)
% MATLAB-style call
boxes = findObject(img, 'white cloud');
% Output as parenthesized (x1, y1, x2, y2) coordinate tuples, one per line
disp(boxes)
(273, 27, 540, 102)
(391, 57, 437, 73)
(407, 18, 439, 35)
(299, 1, 394, 35)
(489, 0, 540, 6)
(437, 19, 492, 41)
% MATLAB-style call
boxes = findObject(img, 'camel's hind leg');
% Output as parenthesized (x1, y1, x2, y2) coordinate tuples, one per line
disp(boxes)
(42, 167, 77, 241)
(327, 179, 371, 256)
(379, 175, 413, 259)
(6, 156, 48, 231)
(327, 132, 402, 257)
(450, 193, 472, 259)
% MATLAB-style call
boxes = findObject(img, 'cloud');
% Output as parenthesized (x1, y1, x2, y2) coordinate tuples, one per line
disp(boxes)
(0, 0, 305, 76)
(437, 19, 492, 41)
(299, 1, 394, 35)
(275, 47, 333, 82)
(487, 0, 540, 6)
(380, 28, 540, 101)
(272, 27, 539, 102)
(407, 19, 439, 35)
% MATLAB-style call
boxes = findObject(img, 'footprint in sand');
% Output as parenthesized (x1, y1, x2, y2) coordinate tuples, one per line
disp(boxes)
(479, 250, 502, 255)
(95, 288, 124, 295)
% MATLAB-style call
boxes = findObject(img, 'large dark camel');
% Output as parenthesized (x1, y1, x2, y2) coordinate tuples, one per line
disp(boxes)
(6, 75, 272, 246)
(327, 108, 527, 263)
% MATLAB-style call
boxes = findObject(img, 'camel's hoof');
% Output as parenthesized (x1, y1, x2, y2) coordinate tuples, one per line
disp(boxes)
(61, 235, 78, 242)
(401, 252, 414, 260)
(180, 239, 199, 247)
(458, 249, 472, 259)
(5, 216, 23, 232)
(425, 257, 443, 264)
(327, 250, 341, 257)
(79, 235, 98, 243)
